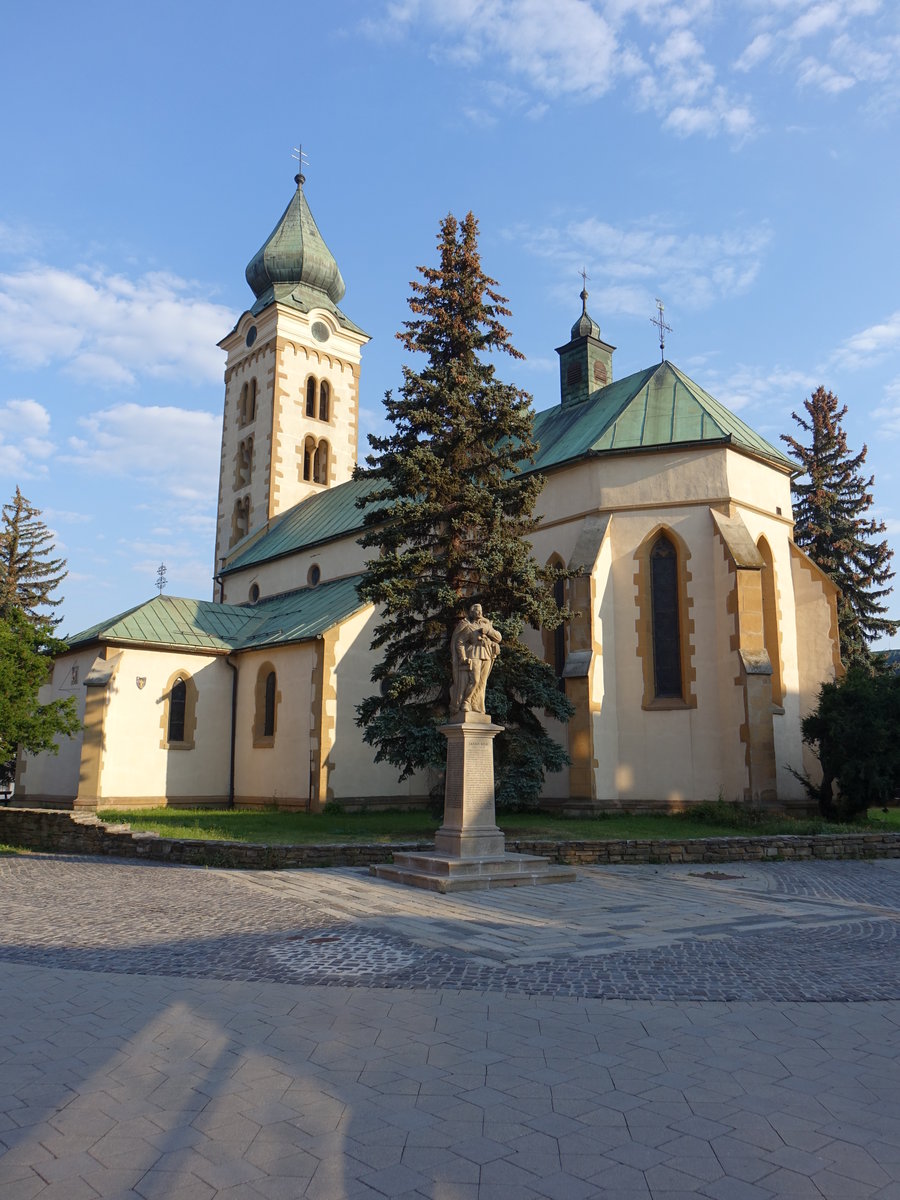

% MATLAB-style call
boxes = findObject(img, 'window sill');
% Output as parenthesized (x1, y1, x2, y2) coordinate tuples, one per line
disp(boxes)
(253, 736, 275, 749)
(642, 697, 695, 712)
(162, 741, 195, 751)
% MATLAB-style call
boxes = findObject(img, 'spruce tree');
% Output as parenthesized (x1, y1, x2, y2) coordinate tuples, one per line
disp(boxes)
(355, 212, 573, 806)
(0, 608, 80, 768)
(782, 386, 897, 666)
(0, 488, 67, 624)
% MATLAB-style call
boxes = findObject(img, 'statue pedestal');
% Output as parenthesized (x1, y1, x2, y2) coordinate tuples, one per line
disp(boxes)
(371, 712, 576, 894)
(434, 712, 505, 858)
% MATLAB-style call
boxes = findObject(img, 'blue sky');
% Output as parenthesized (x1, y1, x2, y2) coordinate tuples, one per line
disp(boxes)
(1, 0, 899, 640)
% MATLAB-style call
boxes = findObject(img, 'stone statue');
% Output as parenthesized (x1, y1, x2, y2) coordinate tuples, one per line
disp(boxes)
(450, 603, 502, 715)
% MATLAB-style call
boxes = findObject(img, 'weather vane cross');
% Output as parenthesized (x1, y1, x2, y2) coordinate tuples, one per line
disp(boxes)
(650, 298, 673, 362)
(291, 144, 309, 179)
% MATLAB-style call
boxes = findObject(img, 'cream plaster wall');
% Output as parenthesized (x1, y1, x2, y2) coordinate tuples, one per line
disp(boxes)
(232, 645, 314, 806)
(328, 606, 434, 800)
(220, 537, 369, 607)
(19, 648, 95, 802)
(734, 506, 809, 800)
(99, 649, 232, 802)
(590, 526, 619, 800)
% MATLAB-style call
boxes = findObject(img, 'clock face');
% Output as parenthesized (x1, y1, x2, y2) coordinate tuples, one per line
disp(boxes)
(245, 325, 257, 348)
(311, 321, 330, 343)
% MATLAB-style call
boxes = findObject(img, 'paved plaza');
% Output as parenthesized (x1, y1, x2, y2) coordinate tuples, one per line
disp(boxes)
(1, 854, 899, 1198)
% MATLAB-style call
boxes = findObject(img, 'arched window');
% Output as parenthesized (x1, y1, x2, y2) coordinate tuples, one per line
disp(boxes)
(160, 671, 197, 750)
(264, 671, 276, 737)
(306, 377, 316, 417)
(248, 378, 257, 422)
(318, 380, 330, 422)
(238, 436, 253, 487)
(254, 662, 278, 746)
(168, 678, 186, 743)
(313, 440, 329, 484)
(649, 534, 682, 698)
(758, 536, 784, 706)
(302, 434, 316, 482)
(232, 496, 250, 545)
(239, 382, 248, 425)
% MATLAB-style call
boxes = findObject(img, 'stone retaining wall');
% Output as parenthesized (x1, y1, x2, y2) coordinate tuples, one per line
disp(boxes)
(2, 807, 899, 870)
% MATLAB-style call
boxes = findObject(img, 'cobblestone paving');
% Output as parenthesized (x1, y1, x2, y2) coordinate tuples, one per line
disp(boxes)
(1, 855, 898, 1001)
(2, 855, 900, 1198)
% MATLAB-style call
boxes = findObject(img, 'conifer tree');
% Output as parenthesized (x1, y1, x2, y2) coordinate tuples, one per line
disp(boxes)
(0, 488, 67, 624)
(782, 386, 897, 666)
(0, 608, 80, 768)
(355, 212, 573, 805)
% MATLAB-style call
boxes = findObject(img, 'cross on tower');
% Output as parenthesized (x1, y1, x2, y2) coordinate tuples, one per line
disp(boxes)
(291, 143, 309, 183)
(579, 267, 590, 312)
(650, 298, 673, 362)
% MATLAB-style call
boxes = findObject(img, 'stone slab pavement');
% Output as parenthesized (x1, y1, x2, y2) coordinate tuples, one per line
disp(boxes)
(1, 854, 899, 1198)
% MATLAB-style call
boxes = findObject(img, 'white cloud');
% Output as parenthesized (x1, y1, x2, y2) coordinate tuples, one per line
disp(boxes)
(0, 398, 54, 479)
(362, 0, 900, 133)
(61, 403, 221, 506)
(0, 265, 234, 387)
(511, 214, 772, 316)
(796, 56, 856, 92)
(832, 310, 900, 368)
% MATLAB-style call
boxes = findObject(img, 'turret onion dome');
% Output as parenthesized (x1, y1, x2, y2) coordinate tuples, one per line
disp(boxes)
(245, 173, 346, 306)
(571, 286, 601, 340)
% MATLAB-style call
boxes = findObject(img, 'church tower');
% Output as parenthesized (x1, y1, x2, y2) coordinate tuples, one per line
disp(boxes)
(556, 286, 615, 407)
(214, 169, 370, 574)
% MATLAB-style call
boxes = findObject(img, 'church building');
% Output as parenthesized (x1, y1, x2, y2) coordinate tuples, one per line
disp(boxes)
(19, 172, 842, 813)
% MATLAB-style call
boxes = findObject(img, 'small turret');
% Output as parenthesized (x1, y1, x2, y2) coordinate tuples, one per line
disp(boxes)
(556, 286, 615, 407)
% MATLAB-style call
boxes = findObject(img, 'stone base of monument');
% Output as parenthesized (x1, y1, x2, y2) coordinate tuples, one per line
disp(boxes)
(370, 850, 575, 893)
(370, 712, 575, 893)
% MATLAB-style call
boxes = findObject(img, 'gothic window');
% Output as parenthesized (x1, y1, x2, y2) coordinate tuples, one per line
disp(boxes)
(306, 377, 316, 417)
(168, 678, 187, 743)
(239, 382, 248, 426)
(254, 663, 278, 746)
(318, 380, 330, 422)
(649, 534, 682, 698)
(248, 378, 257, 423)
(553, 575, 566, 687)
(161, 671, 197, 749)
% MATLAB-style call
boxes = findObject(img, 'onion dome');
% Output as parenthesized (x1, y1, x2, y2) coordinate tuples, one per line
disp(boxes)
(245, 173, 345, 306)
(571, 286, 601, 340)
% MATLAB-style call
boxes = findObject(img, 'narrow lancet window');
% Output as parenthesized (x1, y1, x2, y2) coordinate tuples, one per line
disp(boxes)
(650, 534, 682, 698)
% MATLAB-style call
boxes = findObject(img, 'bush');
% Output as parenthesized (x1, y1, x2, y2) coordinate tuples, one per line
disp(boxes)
(801, 667, 900, 820)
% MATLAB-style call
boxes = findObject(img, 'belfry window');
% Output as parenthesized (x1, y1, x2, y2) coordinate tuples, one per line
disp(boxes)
(319, 380, 330, 422)
(649, 534, 682, 698)
(306, 377, 316, 417)
(313, 440, 329, 484)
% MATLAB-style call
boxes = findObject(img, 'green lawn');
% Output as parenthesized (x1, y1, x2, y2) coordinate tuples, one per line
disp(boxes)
(95, 803, 900, 845)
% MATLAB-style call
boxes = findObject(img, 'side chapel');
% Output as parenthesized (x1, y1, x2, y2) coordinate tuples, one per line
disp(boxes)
(20, 172, 842, 813)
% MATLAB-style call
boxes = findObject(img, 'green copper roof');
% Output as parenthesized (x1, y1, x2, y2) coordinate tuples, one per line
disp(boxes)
(66, 577, 366, 652)
(530, 360, 795, 473)
(246, 175, 345, 305)
(217, 360, 793, 576)
(222, 477, 384, 576)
